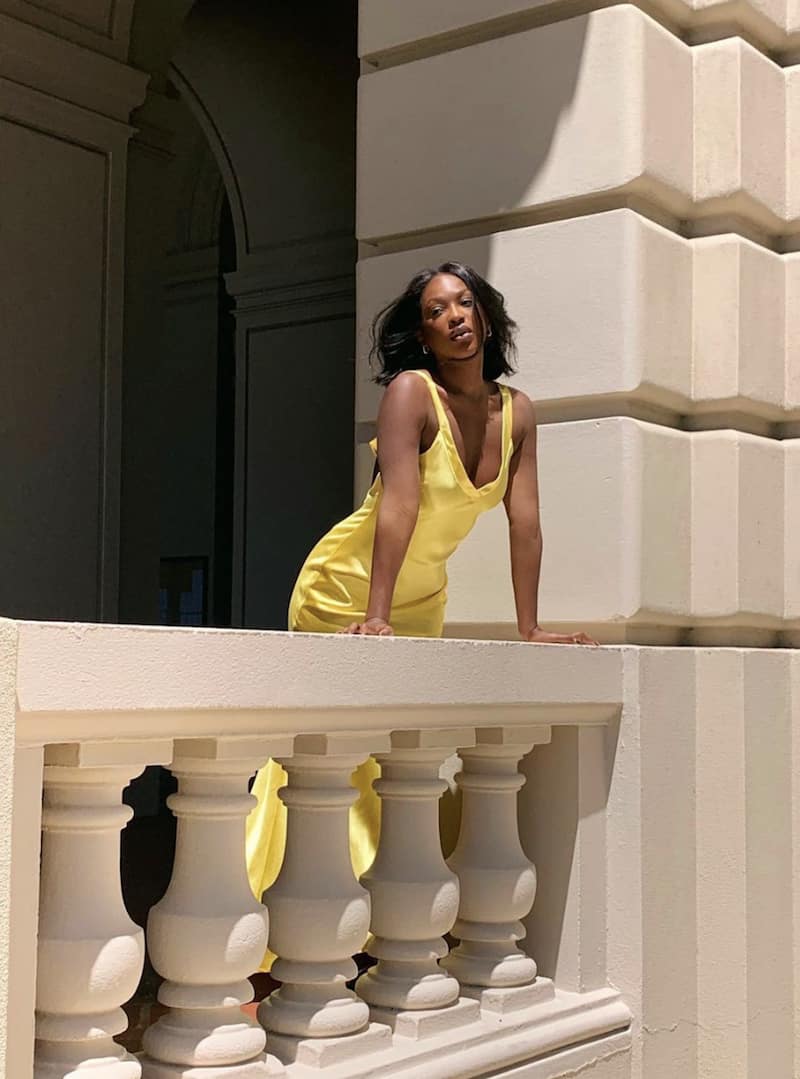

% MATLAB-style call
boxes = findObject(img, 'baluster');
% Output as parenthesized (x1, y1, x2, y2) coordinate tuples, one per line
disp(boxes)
(442, 726, 554, 1014)
(257, 733, 392, 1068)
(357, 729, 480, 1036)
(140, 737, 289, 1078)
(34, 741, 171, 1079)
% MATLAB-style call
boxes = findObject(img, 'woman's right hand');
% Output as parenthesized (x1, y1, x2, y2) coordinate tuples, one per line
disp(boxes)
(338, 617, 394, 636)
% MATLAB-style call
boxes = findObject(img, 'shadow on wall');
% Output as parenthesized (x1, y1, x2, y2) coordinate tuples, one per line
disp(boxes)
(518, 720, 619, 986)
(359, 12, 590, 241)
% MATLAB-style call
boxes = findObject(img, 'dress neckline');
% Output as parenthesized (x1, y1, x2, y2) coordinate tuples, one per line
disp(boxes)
(415, 369, 512, 498)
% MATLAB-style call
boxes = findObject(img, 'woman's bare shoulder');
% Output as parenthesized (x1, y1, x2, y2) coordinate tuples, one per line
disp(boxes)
(506, 385, 537, 447)
(379, 370, 433, 415)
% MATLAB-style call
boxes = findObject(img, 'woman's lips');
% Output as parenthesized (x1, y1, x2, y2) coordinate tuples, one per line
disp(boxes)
(450, 327, 473, 341)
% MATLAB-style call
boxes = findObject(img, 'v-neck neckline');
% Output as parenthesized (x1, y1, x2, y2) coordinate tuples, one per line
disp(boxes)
(419, 370, 511, 498)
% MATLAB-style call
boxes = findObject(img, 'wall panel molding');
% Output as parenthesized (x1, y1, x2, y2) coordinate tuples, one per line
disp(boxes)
(0, 0, 136, 58)
(0, 68, 136, 620)
(0, 10, 146, 117)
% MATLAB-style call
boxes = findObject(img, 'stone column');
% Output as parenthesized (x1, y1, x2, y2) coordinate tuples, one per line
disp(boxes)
(357, 729, 480, 1036)
(257, 733, 391, 1068)
(34, 741, 171, 1079)
(442, 726, 553, 1014)
(141, 738, 290, 1079)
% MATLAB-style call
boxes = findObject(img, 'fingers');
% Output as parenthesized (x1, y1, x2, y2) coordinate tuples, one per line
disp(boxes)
(337, 621, 395, 636)
(527, 629, 599, 646)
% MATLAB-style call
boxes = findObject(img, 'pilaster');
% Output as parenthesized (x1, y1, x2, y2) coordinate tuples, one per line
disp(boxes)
(0, 11, 148, 621)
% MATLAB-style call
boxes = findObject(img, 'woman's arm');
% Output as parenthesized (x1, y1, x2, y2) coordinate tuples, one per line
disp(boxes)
(345, 373, 429, 636)
(503, 393, 596, 645)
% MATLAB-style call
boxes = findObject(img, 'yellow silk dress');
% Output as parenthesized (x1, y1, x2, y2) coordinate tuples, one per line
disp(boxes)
(246, 369, 514, 966)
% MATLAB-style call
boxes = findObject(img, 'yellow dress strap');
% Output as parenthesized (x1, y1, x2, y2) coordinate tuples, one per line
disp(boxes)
(410, 368, 448, 427)
(499, 384, 513, 461)
(413, 369, 512, 445)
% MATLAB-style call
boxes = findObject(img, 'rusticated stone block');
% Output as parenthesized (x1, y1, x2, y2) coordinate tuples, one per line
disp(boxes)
(358, 7, 692, 242)
(443, 420, 792, 640)
(357, 214, 798, 431)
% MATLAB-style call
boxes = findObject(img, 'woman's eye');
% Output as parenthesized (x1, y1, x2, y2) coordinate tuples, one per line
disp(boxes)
(462, 298, 473, 307)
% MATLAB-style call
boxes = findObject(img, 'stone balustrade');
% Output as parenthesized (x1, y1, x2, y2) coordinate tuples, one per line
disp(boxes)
(1, 619, 632, 1078)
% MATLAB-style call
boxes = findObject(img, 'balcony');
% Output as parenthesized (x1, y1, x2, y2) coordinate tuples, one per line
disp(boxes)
(2, 618, 632, 1078)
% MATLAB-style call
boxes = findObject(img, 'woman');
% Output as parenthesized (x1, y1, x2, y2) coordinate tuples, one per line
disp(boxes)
(246, 262, 596, 938)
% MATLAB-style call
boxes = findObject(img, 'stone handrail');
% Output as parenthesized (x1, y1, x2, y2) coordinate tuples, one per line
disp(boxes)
(2, 619, 632, 1078)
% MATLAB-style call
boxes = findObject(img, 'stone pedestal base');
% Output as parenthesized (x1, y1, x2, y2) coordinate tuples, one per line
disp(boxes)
(370, 997, 481, 1040)
(140, 1055, 284, 1078)
(34, 1041, 142, 1079)
(461, 976, 555, 1016)
(266, 1022, 391, 1068)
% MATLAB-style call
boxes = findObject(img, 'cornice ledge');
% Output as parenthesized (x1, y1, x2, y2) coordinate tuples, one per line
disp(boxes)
(228, 233, 356, 296)
(129, 88, 182, 157)
(227, 273, 355, 320)
(0, 11, 148, 123)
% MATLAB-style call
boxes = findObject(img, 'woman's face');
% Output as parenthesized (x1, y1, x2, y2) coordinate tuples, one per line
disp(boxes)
(418, 273, 486, 362)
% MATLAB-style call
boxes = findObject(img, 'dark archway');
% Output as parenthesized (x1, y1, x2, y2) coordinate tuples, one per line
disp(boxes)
(119, 1, 359, 1034)
(120, 0, 358, 630)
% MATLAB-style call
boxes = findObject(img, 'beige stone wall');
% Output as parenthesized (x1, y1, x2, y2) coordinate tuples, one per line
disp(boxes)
(356, 2, 799, 645)
(356, 4, 800, 1077)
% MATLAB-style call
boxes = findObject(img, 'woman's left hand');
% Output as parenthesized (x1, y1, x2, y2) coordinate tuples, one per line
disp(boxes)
(337, 617, 395, 636)
(524, 626, 598, 646)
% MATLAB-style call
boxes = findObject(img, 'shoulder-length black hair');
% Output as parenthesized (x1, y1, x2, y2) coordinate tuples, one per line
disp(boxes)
(370, 261, 518, 386)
